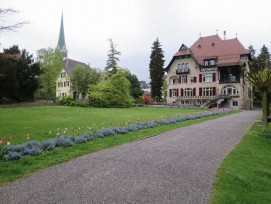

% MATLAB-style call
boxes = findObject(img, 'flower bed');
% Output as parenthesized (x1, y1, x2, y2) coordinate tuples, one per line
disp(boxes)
(1, 109, 232, 161)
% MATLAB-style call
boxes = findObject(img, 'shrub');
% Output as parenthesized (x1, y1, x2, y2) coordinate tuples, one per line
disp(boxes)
(4, 151, 22, 161)
(56, 135, 74, 147)
(43, 139, 57, 151)
(113, 126, 128, 134)
(261, 129, 271, 139)
(23, 146, 43, 156)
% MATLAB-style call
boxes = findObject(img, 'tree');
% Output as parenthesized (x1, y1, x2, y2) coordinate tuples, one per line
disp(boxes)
(37, 48, 64, 101)
(248, 45, 256, 60)
(149, 38, 165, 100)
(0, 45, 40, 103)
(0, 8, 29, 60)
(247, 46, 271, 130)
(105, 39, 121, 74)
(124, 71, 143, 101)
(70, 64, 102, 99)
(162, 79, 169, 100)
(89, 69, 133, 107)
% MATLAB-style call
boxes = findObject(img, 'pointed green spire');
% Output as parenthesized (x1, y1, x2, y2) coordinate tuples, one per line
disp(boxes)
(57, 12, 68, 58)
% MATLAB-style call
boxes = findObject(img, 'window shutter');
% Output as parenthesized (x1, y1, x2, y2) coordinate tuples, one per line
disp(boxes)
(199, 74, 202, 82)
(169, 89, 172, 97)
(181, 88, 184, 96)
(212, 73, 216, 82)
(176, 89, 179, 97)
(193, 88, 196, 96)
(185, 75, 187, 83)
(213, 87, 216, 96)
(199, 87, 202, 96)
(178, 76, 181, 83)
(193, 77, 197, 83)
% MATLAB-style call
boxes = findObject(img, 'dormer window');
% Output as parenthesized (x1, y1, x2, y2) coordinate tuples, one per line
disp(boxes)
(204, 59, 216, 66)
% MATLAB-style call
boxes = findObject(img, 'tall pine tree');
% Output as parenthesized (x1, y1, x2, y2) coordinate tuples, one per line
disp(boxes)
(105, 39, 121, 74)
(149, 38, 165, 100)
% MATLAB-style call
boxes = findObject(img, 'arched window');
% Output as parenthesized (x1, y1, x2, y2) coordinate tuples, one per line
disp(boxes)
(178, 64, 182, 70)
(186, 63, 189, 69)
(170, 76, 178, 84)
(221, 85, 238, 96)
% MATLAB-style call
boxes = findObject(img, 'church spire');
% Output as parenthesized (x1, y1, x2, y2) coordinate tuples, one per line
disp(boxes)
(57, 12, 68, 59)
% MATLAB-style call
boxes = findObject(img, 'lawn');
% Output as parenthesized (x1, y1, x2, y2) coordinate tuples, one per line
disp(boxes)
(0, 106, 206, 145)
(0, 106, 232, 183)
(209, 122, 271, 204)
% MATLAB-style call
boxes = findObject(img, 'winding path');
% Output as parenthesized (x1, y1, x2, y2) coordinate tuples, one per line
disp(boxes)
(0, 110, 260, 204)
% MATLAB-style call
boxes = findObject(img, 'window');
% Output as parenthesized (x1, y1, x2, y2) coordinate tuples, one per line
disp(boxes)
(203, 87, 213, 96)
(178, 64, 182, 70)
(185, 63, 189, 69)
(221, 85, 238, 96)
(61, 72, 66, 78)
(190, 77, 194, 83)
(233, 101, 238, 106)
(58, 82, 63, 87)
(172, 89, 177, 97)
(203, 74, 212, 82)
(172, 79, 178, 84)
(181, 75, 187, 83)
(204, 59, 216, 66)
(184, 88, 193, 96)
(169, 89, 179, 97)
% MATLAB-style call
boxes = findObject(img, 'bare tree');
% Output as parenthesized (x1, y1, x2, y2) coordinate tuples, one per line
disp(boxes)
(0, 8, 28, 32)
(0, 8, 29, 60)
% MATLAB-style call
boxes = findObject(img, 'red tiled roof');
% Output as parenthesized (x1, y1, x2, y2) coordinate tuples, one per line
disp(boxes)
(190, 35, 249, 66)
(165, 35, 250, 71)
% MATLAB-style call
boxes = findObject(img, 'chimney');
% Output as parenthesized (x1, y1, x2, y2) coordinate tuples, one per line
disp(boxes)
(224, 31, 226, 40)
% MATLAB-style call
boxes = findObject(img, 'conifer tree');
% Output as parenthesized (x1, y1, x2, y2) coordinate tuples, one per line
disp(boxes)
(149, 38, 165, 100)
(105, 39, 121, 74)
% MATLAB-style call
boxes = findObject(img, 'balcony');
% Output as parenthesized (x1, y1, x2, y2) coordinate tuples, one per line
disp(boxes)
(219, 77, 240, 84)
(176, 68, 190, 75)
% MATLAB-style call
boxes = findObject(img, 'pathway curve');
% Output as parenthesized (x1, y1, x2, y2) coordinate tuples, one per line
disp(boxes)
(0, 110, 260, 204)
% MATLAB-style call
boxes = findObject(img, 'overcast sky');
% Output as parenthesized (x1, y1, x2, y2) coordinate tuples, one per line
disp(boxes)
(1, 0, 271, 81)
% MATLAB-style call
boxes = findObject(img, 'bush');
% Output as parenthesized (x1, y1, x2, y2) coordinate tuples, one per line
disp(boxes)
(261, 129, 271, 139)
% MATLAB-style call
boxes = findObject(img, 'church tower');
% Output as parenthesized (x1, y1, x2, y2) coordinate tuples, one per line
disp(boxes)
(56, 12, 68, 59)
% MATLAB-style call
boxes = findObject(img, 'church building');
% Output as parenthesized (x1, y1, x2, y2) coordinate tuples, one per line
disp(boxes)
(55, 13, 87, 99)
(164, 34, 253, 109)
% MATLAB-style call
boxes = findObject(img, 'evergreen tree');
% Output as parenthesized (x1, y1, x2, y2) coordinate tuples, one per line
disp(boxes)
(126, 72, 143, 101)
(0, 45, 40, 103)
(248, 45, 256, 59)
(105, 39, 121, 74)
(149, 38, 165, 100)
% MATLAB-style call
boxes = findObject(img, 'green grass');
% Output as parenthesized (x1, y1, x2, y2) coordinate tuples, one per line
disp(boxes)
(209, 122, 271, 204)
(0, 106, 206, 145)
(0, 106, 232, 183)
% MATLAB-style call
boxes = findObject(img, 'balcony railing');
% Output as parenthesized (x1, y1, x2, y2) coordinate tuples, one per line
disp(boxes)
(219, 78, 240, 84)
(177, 95, 216, 100)
(176, 68, 190, 74)
(219, 76, 240, 84)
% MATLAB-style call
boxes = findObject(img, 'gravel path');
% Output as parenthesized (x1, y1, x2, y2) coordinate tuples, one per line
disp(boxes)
(0, 110, 260, 204)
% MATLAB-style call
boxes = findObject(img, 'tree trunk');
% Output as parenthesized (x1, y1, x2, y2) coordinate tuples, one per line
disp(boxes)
(262, 90, 268, 130)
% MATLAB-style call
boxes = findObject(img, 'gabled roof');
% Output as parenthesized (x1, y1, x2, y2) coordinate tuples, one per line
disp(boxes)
(165, 34, 250, 71)
(63, 58, 87, 74)
(190, 35, 250, 67)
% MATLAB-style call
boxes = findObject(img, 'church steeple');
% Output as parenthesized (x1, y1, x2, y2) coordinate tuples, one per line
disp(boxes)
(56, 12, 68, 59)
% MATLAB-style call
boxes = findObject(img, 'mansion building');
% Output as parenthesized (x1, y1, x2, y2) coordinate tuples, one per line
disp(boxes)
(164, 34, 253, 109)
